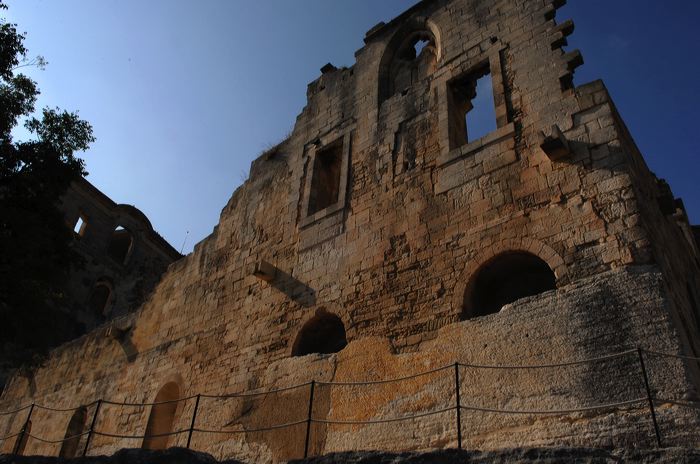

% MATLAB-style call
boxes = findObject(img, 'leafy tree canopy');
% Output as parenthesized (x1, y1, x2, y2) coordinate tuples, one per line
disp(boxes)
(0, 0, 96, 380)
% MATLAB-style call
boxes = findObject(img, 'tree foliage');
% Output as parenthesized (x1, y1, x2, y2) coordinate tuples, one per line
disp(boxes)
(0, 0, 95, 377)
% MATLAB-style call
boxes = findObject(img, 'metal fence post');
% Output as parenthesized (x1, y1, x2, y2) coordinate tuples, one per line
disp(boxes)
(454, 363, 462, 450)
(637, 348, 662, 448)
(186, 394, 201, 449)
(13, 403, 34, 455)
(303, 380, 316, 459)
(83, 399, 102, 457)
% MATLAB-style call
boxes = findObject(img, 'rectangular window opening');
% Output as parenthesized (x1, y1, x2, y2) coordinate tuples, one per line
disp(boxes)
(448, 64, 497, 149)
(73, 215, 87, 237)
(307, 139, 343, 216)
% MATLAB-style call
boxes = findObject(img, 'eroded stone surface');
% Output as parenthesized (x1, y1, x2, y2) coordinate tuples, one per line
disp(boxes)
(2, 0, 700, 463)
(3, 447, 700, 464)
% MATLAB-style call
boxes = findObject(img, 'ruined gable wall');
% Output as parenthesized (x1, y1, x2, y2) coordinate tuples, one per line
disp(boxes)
(2, 0, 699, 461)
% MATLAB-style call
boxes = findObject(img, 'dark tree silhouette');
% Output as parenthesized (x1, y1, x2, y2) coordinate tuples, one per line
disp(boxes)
(0, 0, 95, 385)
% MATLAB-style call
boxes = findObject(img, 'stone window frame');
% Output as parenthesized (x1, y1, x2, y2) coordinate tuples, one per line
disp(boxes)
(299, 130, 352, 228)
(107, 225, 135, 266)
(70, 211, 89, 238)
(436, 45, 515, 167)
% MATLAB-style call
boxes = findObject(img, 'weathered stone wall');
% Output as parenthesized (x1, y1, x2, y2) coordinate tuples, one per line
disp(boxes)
(2, 0, 700, 462)
(1, 268, 699, 462)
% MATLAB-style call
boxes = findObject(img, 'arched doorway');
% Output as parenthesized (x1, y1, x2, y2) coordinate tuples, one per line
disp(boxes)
(59, 406, 87, 458)
(142, 382, 180, 450)
(292, 311, 347, 356)
(462, 251, 556, 319)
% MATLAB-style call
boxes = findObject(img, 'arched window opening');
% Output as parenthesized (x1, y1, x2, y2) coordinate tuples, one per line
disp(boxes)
(72, 214, 88, 237)
(292, 311, 347, 357)
(59, 406, 87, 458)
(462, 252, 556, 320)
(13, 420, 31, 455)
(413, 38, 430, 57)
(379, 26, 439, 106)
(142, 382, 180, 450)
(88, 281, 112, 319)
(107, 226, 133, 265)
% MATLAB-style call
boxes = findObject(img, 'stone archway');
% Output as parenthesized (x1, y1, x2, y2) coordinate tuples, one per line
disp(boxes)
(59, 406, 87, 458)
(142, 382, 181, 450)
(462, 251, 557, 319)
(452, 237, 567, 319)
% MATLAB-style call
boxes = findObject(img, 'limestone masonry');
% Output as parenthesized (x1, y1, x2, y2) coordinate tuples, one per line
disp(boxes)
(2, 0, 700, 462)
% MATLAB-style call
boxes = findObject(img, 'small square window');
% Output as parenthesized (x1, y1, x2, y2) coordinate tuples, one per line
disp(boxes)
(73, 215, 88, 237)
(307, 138, 343, 216)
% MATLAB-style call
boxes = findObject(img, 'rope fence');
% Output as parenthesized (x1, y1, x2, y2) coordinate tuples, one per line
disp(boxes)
(2, 347, 699, 458)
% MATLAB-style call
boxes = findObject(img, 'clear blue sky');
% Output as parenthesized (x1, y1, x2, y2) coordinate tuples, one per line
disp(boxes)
(5, 1, 699, 253)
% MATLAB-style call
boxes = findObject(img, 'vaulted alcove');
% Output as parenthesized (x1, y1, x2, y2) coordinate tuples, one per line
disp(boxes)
(462, 251, 556, 319)
(292, 311, 347, 356)
(142, 382, 181, 450)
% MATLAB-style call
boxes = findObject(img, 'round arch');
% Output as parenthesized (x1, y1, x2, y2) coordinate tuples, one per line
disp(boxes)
(452, 238, 567, 319)
(462, 251, 556, 319)
(291, 308, 348, 357)
(59, 406, 87, 458)
(142, 380, 182, 450)
(377, 16, 443, 106)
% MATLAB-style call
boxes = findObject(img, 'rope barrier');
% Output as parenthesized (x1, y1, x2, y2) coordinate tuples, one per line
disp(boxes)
(34, 401, 98, 413)
(0, 431, 21, 441)
(459, 349, 637, 370)
(0, 404, 31, 416)
(642, 349, 700, 362)
(0, 349, 683, 415)
(24, 431, 90, 444)
(200, 381, 311, 400)
(93, 428, 189, 440)
(193, 419, 308, 434)
(311, 406, 455, 425)
(316, 364, 451, 386)
(101, 395, 197, 407)
(459, 398, 646, 415)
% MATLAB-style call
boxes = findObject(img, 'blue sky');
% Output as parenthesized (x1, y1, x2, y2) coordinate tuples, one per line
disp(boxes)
(5, 1, 699, 253)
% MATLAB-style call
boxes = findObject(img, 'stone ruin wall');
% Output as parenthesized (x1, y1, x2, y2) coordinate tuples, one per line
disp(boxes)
(2, 0, 700, 462)
(59, 177, 182, 332)
(602, 94, 700, 367)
